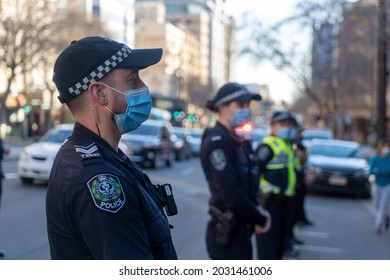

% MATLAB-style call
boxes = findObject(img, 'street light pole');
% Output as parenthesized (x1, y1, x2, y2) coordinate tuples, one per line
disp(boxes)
(377, 0, 388, 140)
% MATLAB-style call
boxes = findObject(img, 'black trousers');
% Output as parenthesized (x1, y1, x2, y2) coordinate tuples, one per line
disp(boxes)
(295, 183, 309, 223)
(256, 194, 289, 260)
(207, 220, 253, 260)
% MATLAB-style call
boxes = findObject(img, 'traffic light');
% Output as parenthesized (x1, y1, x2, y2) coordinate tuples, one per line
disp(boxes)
(22, 105, 31, 113)
(188, 114, 198, 123)
(173, 111, 180, 119)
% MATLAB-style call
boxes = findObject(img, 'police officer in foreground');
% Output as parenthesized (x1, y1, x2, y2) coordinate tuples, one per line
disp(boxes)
(200, 82, 271, 260)
(46, 36, 177, 259)
(255, 110, 297, 260)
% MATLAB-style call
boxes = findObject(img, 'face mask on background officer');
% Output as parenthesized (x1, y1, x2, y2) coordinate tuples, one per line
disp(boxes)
(218, 100, 252, 131)
(271, 119, 296, 141)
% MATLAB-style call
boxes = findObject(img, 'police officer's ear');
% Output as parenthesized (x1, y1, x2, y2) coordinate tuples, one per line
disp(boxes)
(89, 83, 108, 104)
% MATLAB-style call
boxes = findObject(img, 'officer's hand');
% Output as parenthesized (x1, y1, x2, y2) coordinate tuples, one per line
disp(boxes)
(255, 207, 271, 234)
(304, 173, 315, 186)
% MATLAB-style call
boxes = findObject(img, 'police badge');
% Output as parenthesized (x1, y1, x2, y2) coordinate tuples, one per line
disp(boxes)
(210, 149, 227, 171)
(87, 174, 126, 213)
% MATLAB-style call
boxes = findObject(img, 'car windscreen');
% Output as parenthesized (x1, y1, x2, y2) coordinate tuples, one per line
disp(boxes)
(310, 144, 364, 159)
(127, 124, 158, 136)
(302, 132, 332, 140)
(189, 130, 203, 138)
(40, 129, 72, 143)
(251, 132, 265, 141)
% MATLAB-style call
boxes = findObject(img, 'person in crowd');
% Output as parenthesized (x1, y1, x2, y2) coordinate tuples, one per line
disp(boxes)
(369, 138, 390, 234)
(255, 110, 297, 260)
(284, 120, 315, 258)
(46, 36, 177, 259)
(0, 136, 9, 258)
(292, 125, 314, 227)
(200, 82, 271, 260)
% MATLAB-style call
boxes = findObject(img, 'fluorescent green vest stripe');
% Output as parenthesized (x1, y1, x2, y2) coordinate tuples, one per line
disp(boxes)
(294, 154, 303, 171)
(259, 135, 296, 196)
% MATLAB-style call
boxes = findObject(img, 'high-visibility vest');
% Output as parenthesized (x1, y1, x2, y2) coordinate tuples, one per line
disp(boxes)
(259, 135, 296, 196)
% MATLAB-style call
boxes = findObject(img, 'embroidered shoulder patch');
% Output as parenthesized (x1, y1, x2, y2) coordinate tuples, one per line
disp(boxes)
(87, 174, 126, 213)
(257, 146, 273, 161)
(210, 149, 227, 171)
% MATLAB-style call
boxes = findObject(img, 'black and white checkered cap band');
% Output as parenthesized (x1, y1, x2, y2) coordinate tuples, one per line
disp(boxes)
(67, 45, 132, 97)
(214, 89, 248, 107)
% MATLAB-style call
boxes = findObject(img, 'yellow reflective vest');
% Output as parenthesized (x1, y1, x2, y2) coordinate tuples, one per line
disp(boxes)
(259, 135, 296, 196)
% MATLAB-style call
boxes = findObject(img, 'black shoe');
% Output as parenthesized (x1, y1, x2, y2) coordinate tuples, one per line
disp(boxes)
(292, 237, 305, 245)
(385, 216, 389, 231)
(0, 250, 4, 258)
(299, 219, 314, 227)
(287, 248, 300, 258)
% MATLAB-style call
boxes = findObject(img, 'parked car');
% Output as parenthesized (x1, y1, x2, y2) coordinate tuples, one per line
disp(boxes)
(306, 139, 371, 198)
(17, 124, 73, 184)
(17, 124, 129, 184)
(187, 128, 204, 156)
(171, 127, 192, 161)
(121, 119, 174, 168)
(302, 128, 334, 148)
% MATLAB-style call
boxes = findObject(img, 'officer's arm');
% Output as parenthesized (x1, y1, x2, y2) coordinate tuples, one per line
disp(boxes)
(74, 174, 154, 260)
(255, 144, 274, 172)
(207, 139, 267, 226)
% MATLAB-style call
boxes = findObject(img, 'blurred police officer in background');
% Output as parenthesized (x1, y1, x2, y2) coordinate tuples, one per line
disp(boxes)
(255, 110, 297, 260)
(292, 124, 314, 228)
(0, 136, 10, 259)
(200, 82, 271, 260)
(284, 115, 311, 258)
(46, 36, 177, 259)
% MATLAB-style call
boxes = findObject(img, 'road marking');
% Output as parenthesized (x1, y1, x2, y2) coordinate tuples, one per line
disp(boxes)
(5, 173, 18, 179)
(296, 244, 348, 254)
(181, 167, 196, 176)
(297, 230, 329, 238)
(362, 200, 376, 217)
(306, 205, 333, 213)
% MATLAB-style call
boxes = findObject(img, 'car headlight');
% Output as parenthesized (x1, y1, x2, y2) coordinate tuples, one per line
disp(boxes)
(307, 166, 322, 174)
(143, 139, 160, 149)
(353, 169, 368, 178)
(19, 150, 30, 162)
(174, 140, 184, 149)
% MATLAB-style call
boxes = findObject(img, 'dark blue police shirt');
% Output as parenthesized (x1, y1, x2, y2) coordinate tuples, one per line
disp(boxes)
(200, 122, 267, 226)
(46, 123, 177, 260)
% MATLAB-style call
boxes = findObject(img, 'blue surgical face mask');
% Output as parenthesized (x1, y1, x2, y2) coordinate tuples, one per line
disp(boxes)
(289, 127, 297, 141)
(276, 127, 293, 141)
(229, 108, 252, 128)
(383, 147, 390, 157)
(102, 84, 152, 134)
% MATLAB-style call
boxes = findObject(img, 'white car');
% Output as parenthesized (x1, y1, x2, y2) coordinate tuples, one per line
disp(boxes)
(17, 124, 129, 184)
(187, 128, 204, 156)
(18, 124, 74, 184)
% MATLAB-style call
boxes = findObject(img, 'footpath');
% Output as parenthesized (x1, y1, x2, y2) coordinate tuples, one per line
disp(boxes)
(3, 137, 36, 162)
